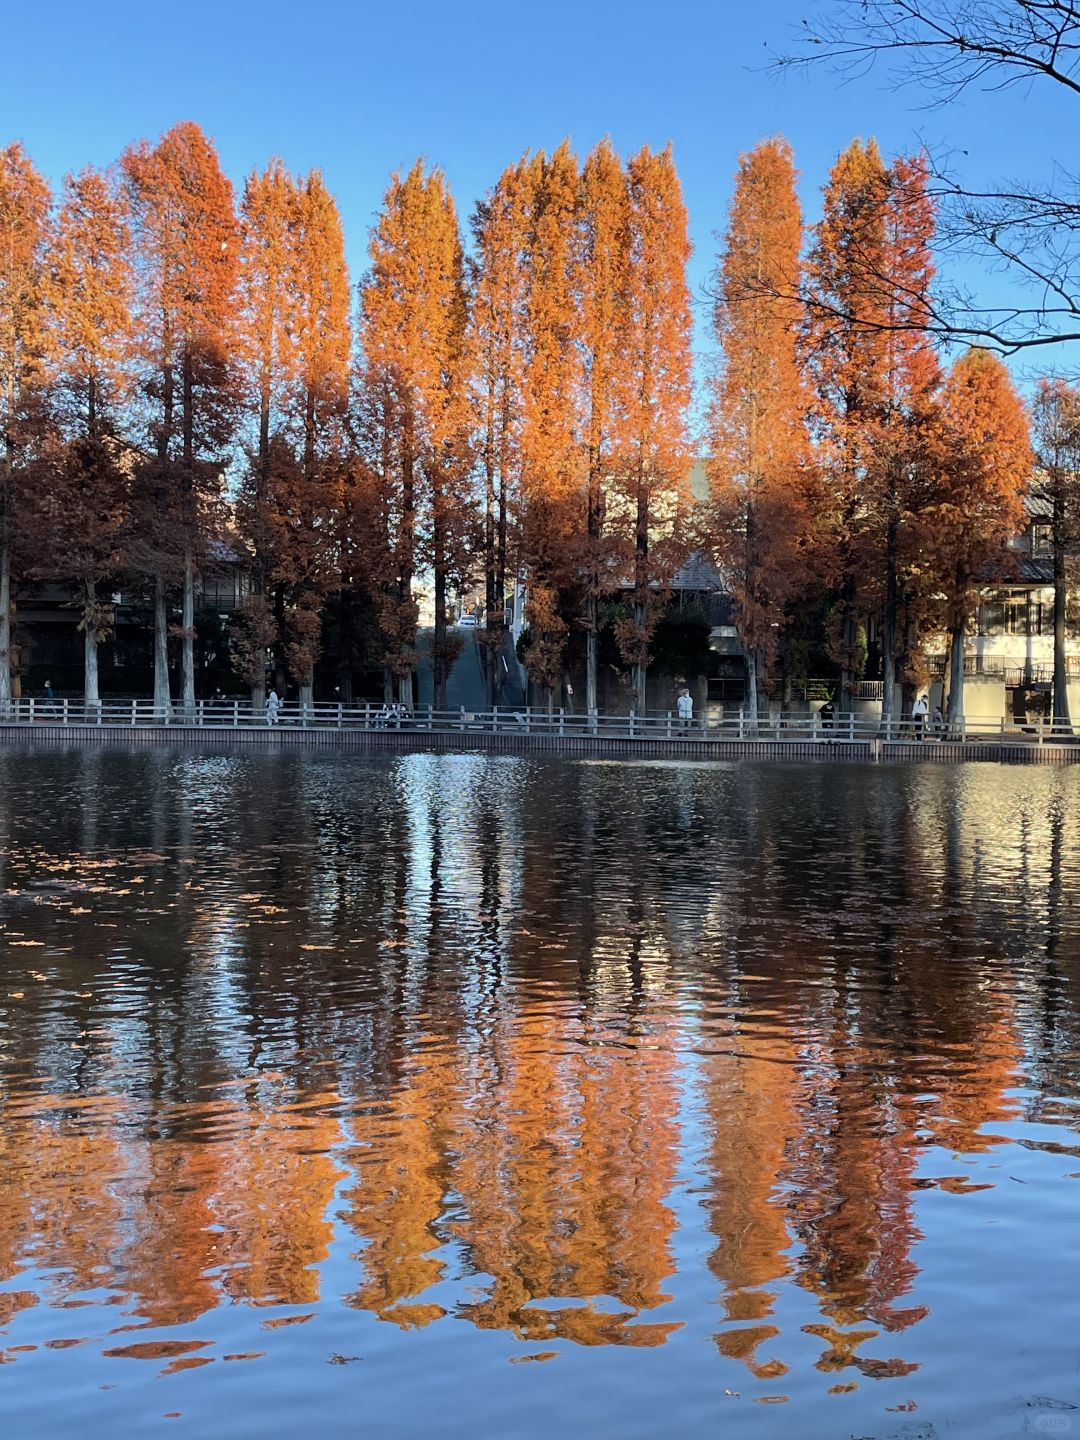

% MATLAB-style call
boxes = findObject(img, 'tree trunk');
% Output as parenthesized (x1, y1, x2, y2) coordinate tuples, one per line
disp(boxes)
(433, 514, 448, 712)
(250, 681, 263, 714)
(181, 548, 196, 716)
(947, 616, 966, 731)
(384, 666, 395, 705)
(586, 595, 598, 716)
(299, 677, 314, 719)
(1053, 493, 1072, 731)
(153, 574, 171, 717)
(882, 519, 898, 733)
(745, 648, 760, 734)
(0, 497, 11, 713)
(83, 580, 100, 708)
(483, 447, 497, 712)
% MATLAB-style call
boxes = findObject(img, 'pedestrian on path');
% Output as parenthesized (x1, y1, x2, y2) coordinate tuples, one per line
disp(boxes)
(266, 689, 281, 727)
(677, 688, 693, 731)
(912, 692, 928, 739)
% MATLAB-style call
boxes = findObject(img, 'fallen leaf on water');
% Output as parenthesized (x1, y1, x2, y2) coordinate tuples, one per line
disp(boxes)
(262, 1314, 315, 1330)
(223, 1352, 264, 1362)
(509, 1351, 558, 1364)
(327, 1354, 362, 1365)
(887, 1400, 918, 1413)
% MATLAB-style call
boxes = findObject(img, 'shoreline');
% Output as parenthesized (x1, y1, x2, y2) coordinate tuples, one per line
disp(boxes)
(1, 721, 1077, 764)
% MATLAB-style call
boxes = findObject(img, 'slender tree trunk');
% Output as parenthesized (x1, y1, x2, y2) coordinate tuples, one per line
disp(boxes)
(83, 579, 100, 708)
(483, 443, 497, 711)
(0, 488, 11, 712)
(299, 677, 314, 718)
(181, 351, 196, 717)
(947, 615, 966, 731)
(433, 494, 448, 712)
(634, 478, 648, 715)
(399, 429, 415, 706)
(496, 455, 508, 707)
(745, 648, 760, 734)
(384, 666, 395, 705)
(586, 462, 601, 714)
(182, 548, 196, 716)
(1053, 491, 1072, 731)
(882, 518, 898, 732)
(153, 574, 170, 717)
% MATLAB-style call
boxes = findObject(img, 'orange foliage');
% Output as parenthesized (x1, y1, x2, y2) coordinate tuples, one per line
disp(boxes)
(709, 137, 813, 718)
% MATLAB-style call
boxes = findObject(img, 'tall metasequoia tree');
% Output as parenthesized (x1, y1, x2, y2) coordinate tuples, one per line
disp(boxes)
(1031, 379, 1080, 730)
(358, 161, 472, 710)
(123, 121, 238, 717)
(805, 139, 891, 711)
(933, 348, 1030, 727)
(578, 139, 630, 716)
(276, 169, 351, 711)
(470, 156, 532, 709)
(615, 144, 693, 714)
(870, 154, 942, 728)
(235, 158, 294, 709)
(44, 166, 134, 706)
(0, 144, 50, 711)
(517, 143, 585, 709)
(709, 137, 812, 729)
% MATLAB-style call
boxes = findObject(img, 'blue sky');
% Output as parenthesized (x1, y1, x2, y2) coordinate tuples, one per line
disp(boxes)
(1, 0, 1069, 394)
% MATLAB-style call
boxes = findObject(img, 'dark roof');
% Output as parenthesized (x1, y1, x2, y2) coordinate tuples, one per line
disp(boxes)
(1025, 490, 1053, 520)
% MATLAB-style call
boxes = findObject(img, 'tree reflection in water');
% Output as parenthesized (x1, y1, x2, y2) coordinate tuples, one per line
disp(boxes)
(0, 749, 1076, 1433)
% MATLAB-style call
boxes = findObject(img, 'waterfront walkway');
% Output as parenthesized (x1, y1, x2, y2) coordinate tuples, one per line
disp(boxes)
(1, 699, 1078, 763)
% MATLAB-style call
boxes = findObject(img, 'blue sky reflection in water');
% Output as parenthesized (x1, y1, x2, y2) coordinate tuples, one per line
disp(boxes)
(0, 749, 1078, 1438)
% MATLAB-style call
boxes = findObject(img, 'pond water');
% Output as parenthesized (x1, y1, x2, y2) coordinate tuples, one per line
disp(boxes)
(0, 747, 1079, 1438)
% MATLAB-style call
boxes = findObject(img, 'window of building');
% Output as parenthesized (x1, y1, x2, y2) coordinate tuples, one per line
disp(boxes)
(1033, 524, 1053, 558)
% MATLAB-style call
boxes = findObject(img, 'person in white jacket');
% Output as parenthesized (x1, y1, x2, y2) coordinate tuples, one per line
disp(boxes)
(677, 688, 693, 731)
(912, 692, 928, 739)
(266, 689, 281, 727)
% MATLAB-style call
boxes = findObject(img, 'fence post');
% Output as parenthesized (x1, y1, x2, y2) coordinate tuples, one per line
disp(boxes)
(559, 707, 565, 736)
(28, 697, 35, 726)
(492, 706, 499, 734)
(131, 699, 137, 728)
(1038, 716, 1045, 747)
(738, 710, 744, 741)
(666, 710, 672, 739)
(629, 709, 635, 738)
(526, 706, 532, 735)
(61, 697, 68, 726)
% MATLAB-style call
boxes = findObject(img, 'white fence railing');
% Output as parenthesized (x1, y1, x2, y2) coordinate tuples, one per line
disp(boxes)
(0, 698, 1076, 746)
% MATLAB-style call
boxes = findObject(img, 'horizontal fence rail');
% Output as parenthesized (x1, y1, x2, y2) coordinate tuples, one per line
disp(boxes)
(1, 698, 1079, 750)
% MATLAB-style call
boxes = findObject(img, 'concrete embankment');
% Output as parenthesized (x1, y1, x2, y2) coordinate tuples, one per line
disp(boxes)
(1, 722, 1077, 764)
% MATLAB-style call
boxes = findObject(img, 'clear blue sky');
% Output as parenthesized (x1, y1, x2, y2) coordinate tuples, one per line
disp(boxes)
(1, 0, 1069, 394)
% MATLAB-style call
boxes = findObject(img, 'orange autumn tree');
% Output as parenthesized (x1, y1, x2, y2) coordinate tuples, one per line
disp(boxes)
(578, 139, 630, 715)
(0, 143, 51, 710)
(275, 169, 351, 711)
(123, 121, 239, 717)
(234, 158, 295, 708)
(470, 156, 533, 708)
(42, 165, 134, 707)
(709, 136, 813, 728)
(867, 153, 942, 726)
(358, 161, 473, 709)
(614, 143, 693, 714)
(518, 143, 584, 708)
(805, 139, 892, 711)
(933, 349, 1030, 727)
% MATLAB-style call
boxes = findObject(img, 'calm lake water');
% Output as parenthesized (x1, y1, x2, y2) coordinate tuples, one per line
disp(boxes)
(1, 747, 1079, 1438)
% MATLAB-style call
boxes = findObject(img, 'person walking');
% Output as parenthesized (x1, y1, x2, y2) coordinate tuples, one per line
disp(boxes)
(912, 692, 929, 740)
(266, 688, 281, 727)
(677, 687, 693, 732)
